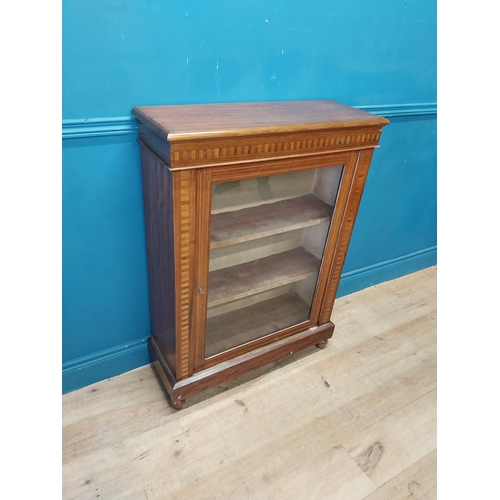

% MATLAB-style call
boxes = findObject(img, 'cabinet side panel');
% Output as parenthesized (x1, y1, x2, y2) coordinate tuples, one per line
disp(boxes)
(138, 123, 171, 166)
(319, 148, 375, 324)
(139, 144, 177, 377)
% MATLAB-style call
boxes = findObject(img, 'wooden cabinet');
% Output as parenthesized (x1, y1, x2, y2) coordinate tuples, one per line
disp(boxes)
(132, 100, 389, 409)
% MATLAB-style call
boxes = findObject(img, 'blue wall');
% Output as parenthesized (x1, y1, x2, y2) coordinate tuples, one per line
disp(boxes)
(62, 0, 436, 393)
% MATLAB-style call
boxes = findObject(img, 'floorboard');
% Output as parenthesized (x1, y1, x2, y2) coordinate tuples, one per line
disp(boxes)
(62, 266, 437, 500)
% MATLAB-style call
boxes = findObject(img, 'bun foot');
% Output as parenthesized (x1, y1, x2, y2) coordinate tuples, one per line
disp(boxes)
(170, 398, 185, 410)
(316, 340, 328, 349)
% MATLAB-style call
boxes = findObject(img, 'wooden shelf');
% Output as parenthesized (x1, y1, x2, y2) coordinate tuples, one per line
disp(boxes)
(206, 292, 310, 358)
(207, 247, 320, 307)
(210, 194, 333, 249)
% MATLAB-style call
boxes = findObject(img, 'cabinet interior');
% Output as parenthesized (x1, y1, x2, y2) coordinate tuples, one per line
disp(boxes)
(205, 165, 344, 358)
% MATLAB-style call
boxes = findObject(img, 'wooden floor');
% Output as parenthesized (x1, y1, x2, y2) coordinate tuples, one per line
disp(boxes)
(62, 267, 437, 500)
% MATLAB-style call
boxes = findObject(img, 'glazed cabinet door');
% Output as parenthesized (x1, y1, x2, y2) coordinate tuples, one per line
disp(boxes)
(192, 152, 359, 371)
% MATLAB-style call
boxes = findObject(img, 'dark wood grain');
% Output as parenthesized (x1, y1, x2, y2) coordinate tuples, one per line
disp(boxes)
(132, 101, 388, 170)
(210, 194, 333, 248)
(149, 322, 335, 408)
(137, 123, 171, 166)
(132, 100, 388, 141)
(139, 144, 177, 377)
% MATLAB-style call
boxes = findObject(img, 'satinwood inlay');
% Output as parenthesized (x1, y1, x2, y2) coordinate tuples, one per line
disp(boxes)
(175, 171, 193, 379)
(169, 129, 382, 169)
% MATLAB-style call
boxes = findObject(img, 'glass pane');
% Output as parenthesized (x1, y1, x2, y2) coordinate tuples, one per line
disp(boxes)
(205, 165, 344, 358)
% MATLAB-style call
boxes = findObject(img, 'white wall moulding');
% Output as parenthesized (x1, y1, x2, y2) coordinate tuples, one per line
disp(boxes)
(61, 103, 437, 140)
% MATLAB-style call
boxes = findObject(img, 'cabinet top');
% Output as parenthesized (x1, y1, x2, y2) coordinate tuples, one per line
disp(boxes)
(132, 100, 389, 142)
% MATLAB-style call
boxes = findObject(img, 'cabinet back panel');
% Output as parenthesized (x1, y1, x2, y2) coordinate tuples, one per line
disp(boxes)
(206, 284, 294, 319)
(209, 230, 303, 271)
(211, 169, 314, 214)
